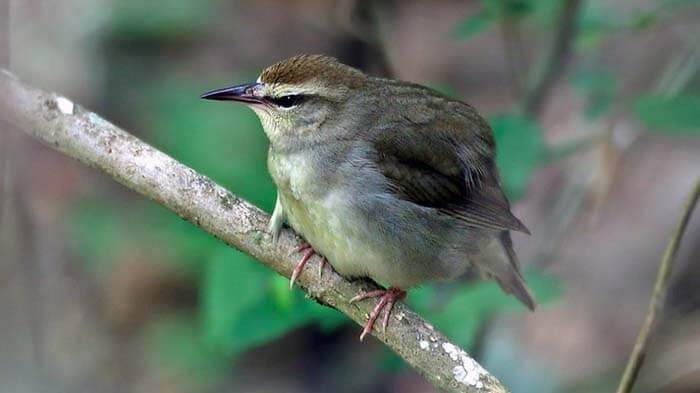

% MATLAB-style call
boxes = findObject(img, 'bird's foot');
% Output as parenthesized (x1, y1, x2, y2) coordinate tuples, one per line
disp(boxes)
(350, 287, 406, 341)
(289, 242, 327, 289)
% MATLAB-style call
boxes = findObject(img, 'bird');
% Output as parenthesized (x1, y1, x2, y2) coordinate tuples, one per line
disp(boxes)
(201, 54, 535, 341)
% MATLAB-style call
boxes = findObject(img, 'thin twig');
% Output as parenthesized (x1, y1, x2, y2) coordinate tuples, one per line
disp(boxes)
(0, 70, 510, 393)
(522, 0, 584, 116)
(616, 179, 700, 393)
(352, 0, 394, 77)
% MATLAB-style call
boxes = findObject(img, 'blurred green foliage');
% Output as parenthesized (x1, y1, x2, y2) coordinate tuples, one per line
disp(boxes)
(572, 69, 617, 120)
(202, 247, 345, 356)
(108, 0, 215, 41)
(632, 94, 700, 134)
(576, 0, 700, 51)
(414, 271, 560, 349)
(452, 0, 534, 39)
(575, 3, 621, 52)
(69, 200, 131, 272)
(147, 315, 230, 390)
(490, 114, 547, 200)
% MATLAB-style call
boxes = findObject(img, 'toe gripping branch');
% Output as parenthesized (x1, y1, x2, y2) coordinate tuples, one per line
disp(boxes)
(289, 242, 405, 342)
(350, 287, 406, 341)
(289, 242, 326, 289)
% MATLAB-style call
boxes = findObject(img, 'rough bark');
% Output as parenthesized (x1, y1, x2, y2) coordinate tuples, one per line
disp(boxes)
(0, 69, 509, 393)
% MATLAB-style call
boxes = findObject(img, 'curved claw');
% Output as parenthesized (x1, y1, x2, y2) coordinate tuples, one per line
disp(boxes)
(351, 288, 406, 341)
(360, 296, 389, 341)
(289, 247, 315, 289)
(290, 242, 312, 257)
(350, 290, 388, 304)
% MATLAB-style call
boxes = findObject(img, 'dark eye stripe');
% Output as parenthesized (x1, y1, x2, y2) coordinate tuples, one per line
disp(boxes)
(267, 94, 306, 108)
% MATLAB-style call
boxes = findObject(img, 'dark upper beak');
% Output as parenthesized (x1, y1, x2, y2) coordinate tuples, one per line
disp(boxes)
(200, 82, 263, 104)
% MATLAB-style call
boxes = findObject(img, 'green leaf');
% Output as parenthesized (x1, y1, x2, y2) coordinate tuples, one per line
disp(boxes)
(201, 248, 271, 353)
(452, 8, 497, 39)
(632, 94, 700, 134)
(490, 114, 547, 200)
(201, 248, 346, 354)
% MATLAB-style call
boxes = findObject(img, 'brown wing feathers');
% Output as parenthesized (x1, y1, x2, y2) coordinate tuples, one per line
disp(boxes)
(375, 137, 529, 234)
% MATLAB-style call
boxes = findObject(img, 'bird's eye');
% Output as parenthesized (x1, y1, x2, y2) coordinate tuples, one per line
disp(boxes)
(268, 94, 305, 108)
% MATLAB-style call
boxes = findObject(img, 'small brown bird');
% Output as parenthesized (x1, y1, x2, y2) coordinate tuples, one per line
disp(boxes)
(202, 55, 535, 340)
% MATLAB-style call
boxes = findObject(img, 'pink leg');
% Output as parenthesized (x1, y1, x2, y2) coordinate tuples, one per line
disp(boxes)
(350, 287, 406, 341)
(289, 242, 327, 289)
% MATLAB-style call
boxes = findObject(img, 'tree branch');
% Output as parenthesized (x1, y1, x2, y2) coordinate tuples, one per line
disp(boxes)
(616, 178, 700, 393)
(0, 70, 509, 393)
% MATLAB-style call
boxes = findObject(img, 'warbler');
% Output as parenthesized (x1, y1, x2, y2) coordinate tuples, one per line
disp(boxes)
(201, 54, 535, 341)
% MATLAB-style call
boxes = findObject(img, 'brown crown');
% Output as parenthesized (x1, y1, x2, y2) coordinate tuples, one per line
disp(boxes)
(259, 54, 365, 87)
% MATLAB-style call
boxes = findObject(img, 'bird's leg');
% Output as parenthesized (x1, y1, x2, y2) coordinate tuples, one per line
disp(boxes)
(350, 287, 406, 341)
(289, 242, 327, 289)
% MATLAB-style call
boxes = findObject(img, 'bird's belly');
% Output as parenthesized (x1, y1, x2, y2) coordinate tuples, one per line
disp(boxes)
(270, 152, 470, 288)
(280, 191, 389, 282)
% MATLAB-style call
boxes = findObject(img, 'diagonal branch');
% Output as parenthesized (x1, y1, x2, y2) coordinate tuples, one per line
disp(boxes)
(616, 178, 700, 393)
(0, 70, 509, 393)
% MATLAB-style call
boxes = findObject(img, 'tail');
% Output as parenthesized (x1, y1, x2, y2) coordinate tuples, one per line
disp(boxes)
(477, 232, 536, 311)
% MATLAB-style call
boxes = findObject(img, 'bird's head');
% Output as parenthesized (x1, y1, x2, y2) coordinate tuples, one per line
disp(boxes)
(201, 54, 367, 147)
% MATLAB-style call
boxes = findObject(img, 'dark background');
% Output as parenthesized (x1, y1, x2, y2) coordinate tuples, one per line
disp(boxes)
(1, 0, 700, 392)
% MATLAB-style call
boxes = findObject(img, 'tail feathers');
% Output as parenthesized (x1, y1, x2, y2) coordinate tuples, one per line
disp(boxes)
(479, 232, 537, 311)
(495, 271, 536, 311)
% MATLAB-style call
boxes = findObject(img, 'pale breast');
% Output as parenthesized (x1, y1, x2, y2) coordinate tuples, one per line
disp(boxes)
(268, 150, 330, 248)
(268, 150, 386, 280)
(268, 151, 316, 201)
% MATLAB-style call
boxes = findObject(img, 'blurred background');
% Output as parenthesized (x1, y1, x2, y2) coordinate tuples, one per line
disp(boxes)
(1, 0, 700, 392)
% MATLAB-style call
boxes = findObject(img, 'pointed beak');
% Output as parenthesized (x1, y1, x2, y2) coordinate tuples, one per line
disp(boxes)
(200, 82, 264, 104)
